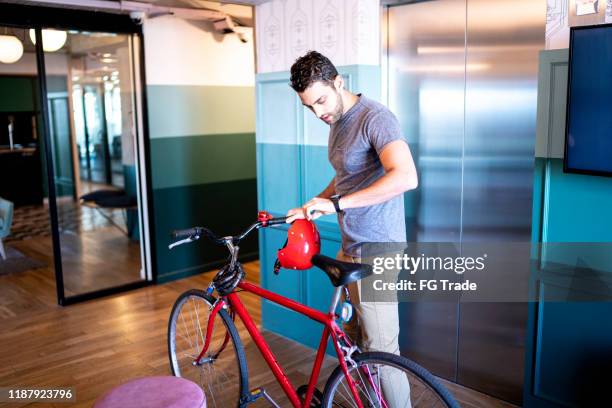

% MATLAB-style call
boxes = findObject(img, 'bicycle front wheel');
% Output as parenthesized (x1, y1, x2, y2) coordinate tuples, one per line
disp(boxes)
(168, 289, 248, 408)
(322, 351, 460, 408)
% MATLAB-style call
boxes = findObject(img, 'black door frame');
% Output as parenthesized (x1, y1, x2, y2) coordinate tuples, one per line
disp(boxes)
(0, 3, 158, 305)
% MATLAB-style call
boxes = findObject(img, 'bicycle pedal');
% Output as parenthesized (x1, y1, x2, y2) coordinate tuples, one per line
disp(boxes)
(241, 387, 280, 408)
(240, 388, 263, 406)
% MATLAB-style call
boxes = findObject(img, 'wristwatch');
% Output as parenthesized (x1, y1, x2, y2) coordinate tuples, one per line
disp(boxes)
(330, 194, 344, 214)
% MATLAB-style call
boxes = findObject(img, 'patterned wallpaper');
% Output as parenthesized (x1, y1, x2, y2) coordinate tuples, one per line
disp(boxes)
(255, 0, 611, 69)
(255, 0, 380, 73)
(546, 0, 612, 49)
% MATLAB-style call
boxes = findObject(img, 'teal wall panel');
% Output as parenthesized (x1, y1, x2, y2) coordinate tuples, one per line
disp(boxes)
(150, 133, 256, 189)
(542, 160, 612, 242)
(257, 143, 301, 216)
(525, 157, 612, 408)
(539, 159, 612, 272)
(531, 300, 612, 407)
(256, 74, 300, 145)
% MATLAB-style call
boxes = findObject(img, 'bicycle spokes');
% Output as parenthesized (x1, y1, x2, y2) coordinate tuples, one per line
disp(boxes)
(341, 363, 397, 408)
(169, 292, 244, 408)
(360, 365, 390, 408)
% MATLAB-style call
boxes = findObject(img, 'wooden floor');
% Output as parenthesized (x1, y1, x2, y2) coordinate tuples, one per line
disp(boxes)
(0, 260, 518, 408)
(3, 228, 141, 300)
(5, 189, 142, 298)
(7, 193, 125, 244)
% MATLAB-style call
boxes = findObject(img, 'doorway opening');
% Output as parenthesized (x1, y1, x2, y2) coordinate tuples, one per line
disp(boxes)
(0, 5, 153, 308)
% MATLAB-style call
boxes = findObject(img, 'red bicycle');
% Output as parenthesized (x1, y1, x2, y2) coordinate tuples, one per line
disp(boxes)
(167, 211, 459, 408)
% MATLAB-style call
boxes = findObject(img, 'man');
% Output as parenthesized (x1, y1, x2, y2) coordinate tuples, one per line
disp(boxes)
(286, 50, 418, 406)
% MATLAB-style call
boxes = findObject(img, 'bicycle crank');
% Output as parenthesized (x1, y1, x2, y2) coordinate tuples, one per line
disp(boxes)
(296, 384, 324, 408)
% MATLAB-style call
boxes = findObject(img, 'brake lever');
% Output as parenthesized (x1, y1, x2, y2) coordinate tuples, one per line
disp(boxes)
(168, 235, 198, 250)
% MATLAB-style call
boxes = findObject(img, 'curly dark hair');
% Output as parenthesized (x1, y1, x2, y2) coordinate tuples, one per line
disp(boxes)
(289, 51, 339, 93)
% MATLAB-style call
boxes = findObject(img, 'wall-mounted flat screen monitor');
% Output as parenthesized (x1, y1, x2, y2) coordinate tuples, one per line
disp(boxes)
(564, 24, 612, 177)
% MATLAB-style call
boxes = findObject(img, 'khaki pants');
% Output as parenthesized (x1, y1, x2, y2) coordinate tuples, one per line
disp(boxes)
(336, 249, 412, 408)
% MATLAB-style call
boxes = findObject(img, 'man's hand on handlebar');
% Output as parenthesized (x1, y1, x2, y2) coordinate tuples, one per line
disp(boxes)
(286, 197, 335, 223)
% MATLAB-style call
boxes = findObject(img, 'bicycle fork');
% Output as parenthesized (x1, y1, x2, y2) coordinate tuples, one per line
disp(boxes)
(194, 298, 226, 365)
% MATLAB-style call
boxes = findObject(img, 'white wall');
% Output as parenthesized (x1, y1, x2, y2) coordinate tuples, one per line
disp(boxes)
(143, 15, 255, 86)
(255, 0, 380, 73)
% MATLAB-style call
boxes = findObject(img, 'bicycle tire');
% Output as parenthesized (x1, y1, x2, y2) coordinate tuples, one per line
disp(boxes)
(168, 289, 249, 408)
(322, 351, 460, 408)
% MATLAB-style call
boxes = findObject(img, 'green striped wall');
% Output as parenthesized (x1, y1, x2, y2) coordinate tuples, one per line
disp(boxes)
(147, 84, 258, 282)
(150, 133, 256, 189)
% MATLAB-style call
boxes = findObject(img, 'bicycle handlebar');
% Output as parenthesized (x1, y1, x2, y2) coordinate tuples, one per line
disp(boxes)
(169, 211, 289, 250)
(264, 216, 289, 226)
(171, 227, 222, 242)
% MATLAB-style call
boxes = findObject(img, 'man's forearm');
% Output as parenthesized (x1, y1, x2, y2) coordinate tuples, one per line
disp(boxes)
(316, 177, 336, 199)
(340, 169, 417, 209)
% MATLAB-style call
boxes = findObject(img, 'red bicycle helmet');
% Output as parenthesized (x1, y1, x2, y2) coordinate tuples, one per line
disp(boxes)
(275, 219, 321, 272)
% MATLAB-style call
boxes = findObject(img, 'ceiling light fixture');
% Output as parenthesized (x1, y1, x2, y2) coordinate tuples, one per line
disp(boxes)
(0, 34, 24, 64)
(29, 29, 67, 52)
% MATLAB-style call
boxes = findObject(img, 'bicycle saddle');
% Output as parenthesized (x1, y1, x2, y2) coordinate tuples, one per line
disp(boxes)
(311, 254, 373, 287)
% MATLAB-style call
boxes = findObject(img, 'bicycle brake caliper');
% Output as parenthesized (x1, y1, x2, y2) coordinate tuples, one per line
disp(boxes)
(340, 343, 359, 368)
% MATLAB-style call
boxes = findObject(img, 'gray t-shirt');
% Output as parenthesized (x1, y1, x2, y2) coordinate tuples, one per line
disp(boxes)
(328, 95, 407, 257)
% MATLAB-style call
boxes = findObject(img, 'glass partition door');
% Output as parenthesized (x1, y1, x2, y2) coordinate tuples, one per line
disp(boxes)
(41, 28, 149, 302)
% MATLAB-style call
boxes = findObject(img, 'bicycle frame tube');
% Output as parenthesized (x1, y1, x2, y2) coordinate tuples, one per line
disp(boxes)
(224, 281, 365, 408)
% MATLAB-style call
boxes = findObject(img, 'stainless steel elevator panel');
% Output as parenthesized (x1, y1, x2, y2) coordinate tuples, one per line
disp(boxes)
(462, 0, 544, 242)
(387, 0, 466, 381)
(387, 0, 545, 403)
(388, 0, 465, 244)
(460, 0, 545, 404)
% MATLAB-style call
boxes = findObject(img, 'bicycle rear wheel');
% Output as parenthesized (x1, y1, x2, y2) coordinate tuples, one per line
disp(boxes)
(322, 352, 460, 408)
(168, 289, 248, 408)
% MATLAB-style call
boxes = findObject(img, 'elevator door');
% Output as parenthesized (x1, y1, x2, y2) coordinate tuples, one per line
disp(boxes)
(460, 0, 543, 404)
(387, 0, 544, 404)
(388, 0, 465, 383)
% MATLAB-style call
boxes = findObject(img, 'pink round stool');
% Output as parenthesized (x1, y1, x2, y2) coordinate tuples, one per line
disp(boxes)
(93, 376, 206, 408)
